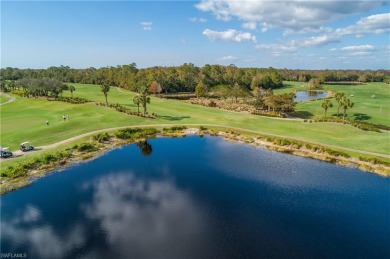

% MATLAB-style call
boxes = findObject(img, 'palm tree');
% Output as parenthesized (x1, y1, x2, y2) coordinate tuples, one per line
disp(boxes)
(321, 99, 333, 117)
(138, 86, 150, 115)
(133, 96, 141, 113)
(334, 92, 345, 117)
(340, 96, 353, 121)
(69, 85, 75, 98)
(101, 84, 110, 106)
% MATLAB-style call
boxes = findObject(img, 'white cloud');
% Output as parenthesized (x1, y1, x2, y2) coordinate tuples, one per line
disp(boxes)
(140, 21, 153, 30)
(190, 17, 208, 22)
(302, 34, 340, 47)
(203, 29, 257, 43)
(255, 42, 297, 52)
(341, 45, 375, 51)
(242, 22, 257, 30)
(348, 51, 372, 56)
(336, 13, 390, 35)
(218, 55, 238, 62)
(196, 0, 383, 33)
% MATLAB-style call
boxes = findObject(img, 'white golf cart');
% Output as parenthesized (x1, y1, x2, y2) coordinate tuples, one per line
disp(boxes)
(0, 147, 13, 158)
(20, 142, 34, 152)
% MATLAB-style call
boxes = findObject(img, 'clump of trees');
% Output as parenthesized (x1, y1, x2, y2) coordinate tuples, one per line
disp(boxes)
(7, 78, 69, 98)
(2, 65, 388, 94)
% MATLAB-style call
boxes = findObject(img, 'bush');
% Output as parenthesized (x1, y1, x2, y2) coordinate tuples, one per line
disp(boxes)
(93, 132, 110, 143)
(1, 164, 27, 178)
(48, 97, 90, 104)
(163, 126, 187, 133)
(251, 110, 286, 118)
(114, 128, 158, 139)
(10, 89, 26, 96)
(77, 143, 98, 152)
(312, 117, 383, 132)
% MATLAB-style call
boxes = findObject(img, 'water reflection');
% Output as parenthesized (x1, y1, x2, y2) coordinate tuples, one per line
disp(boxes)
(2, 173, 212, 258)
(2, 136, 389, 259)
(81, 173, 210, 258)
(209, 137, 376, 192)
(136, 140, 153, 156)
(2, 205, 86, 258)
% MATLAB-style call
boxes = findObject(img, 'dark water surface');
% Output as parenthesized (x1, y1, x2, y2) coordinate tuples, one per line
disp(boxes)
(294, 90, 328, 102)
(1, 136, 389, 259)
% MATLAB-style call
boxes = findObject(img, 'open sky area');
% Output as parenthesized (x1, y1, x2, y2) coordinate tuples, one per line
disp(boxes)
(1, 0, 389, 69)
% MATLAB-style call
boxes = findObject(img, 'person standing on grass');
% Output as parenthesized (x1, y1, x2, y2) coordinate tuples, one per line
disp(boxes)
(63, 115, 66, 121)
(46, 120, 49, 125)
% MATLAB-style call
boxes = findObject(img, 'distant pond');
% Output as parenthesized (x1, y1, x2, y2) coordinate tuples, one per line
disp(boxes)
(1, 136, 389, 259)
(294, 90, 328, 102)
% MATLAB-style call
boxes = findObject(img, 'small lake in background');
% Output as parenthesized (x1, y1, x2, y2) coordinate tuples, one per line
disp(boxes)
(294, 90, 328, 102)
(1, 136, 389, 259)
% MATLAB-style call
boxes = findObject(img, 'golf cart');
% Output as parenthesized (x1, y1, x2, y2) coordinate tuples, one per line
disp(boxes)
(0, 147, 13, 158)
(20, 142, 34, 152)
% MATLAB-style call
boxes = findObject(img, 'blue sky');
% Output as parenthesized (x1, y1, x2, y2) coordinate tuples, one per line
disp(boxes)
(1, 1, 389, 69)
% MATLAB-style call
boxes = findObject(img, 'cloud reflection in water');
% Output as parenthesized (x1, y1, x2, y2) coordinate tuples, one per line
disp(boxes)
(81, 172, 211, 258)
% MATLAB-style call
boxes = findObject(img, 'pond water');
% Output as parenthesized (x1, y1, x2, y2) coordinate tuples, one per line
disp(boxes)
(294, 91, 328, 102)
(1, 136, 389, 259)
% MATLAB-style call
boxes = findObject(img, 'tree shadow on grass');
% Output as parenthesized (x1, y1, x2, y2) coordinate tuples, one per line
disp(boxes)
(351, 113, 371, 121)
(158, 115, 191, 121)
(287, 111, 314, 119)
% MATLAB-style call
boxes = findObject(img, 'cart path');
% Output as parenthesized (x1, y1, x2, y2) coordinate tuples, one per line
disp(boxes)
(5, 124, 390, 160)
(0, 93, 15, 106)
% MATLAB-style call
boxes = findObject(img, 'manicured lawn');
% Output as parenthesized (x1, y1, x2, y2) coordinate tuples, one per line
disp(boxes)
(1, 83, 389, 156)
(0, 94, 10, 104)
(275, 82, 390, 126)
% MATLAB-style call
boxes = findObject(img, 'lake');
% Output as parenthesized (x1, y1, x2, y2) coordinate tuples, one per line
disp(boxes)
(1, 136, 389, 259)
(294, 90, 328, 102)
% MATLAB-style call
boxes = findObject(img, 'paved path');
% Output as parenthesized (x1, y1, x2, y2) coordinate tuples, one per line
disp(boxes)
(0, 93, 15, 106)
(4, 124, 390, 160)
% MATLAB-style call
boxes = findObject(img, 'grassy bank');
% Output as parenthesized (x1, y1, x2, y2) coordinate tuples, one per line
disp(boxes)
(1, 83, 389, 155)
(279, 81, 390, 125)
(1, 125, 389, 195)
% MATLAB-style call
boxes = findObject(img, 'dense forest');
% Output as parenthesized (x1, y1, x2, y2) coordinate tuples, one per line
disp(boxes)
(1, 64, 389, 94)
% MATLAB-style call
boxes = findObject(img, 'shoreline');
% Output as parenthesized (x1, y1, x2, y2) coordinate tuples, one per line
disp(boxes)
(1, 126, 389, 195)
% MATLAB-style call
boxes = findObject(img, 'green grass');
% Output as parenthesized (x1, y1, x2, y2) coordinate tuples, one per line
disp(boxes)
(0, 94, 10, 104)
(276, 82, 390, 126)
(1, 83, 389, 156)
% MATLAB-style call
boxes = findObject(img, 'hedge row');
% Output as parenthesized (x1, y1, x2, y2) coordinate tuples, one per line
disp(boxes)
(114, 127, 158, 139)
(264, 136, 351, 158)
(1, 150, 72, 179)
(163, 126, 187, 133)
(47, 97, 90, 104)
(251, 110, 286, 118)
(96, 102, 156, 119)
(303, 118, 384, 132)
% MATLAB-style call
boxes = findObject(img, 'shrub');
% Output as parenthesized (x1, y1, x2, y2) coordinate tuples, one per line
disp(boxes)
(1, 165, 27, 178)
(77, 143, 98, 152)
(114, 128, 158, 139)
(163, 126, 187, 133)
(93, 132, 110, 143)
(48, 97, 90, 104)
(41, 154, 57, 164)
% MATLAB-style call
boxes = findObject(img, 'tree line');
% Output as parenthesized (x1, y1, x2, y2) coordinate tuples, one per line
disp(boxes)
(2, 64, 388, 94)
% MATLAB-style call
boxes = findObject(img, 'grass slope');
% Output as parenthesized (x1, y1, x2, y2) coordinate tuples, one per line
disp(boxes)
(277, 81, 390, 125)
(1, 83, 389, 156)
(0, 94, 10, 104)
